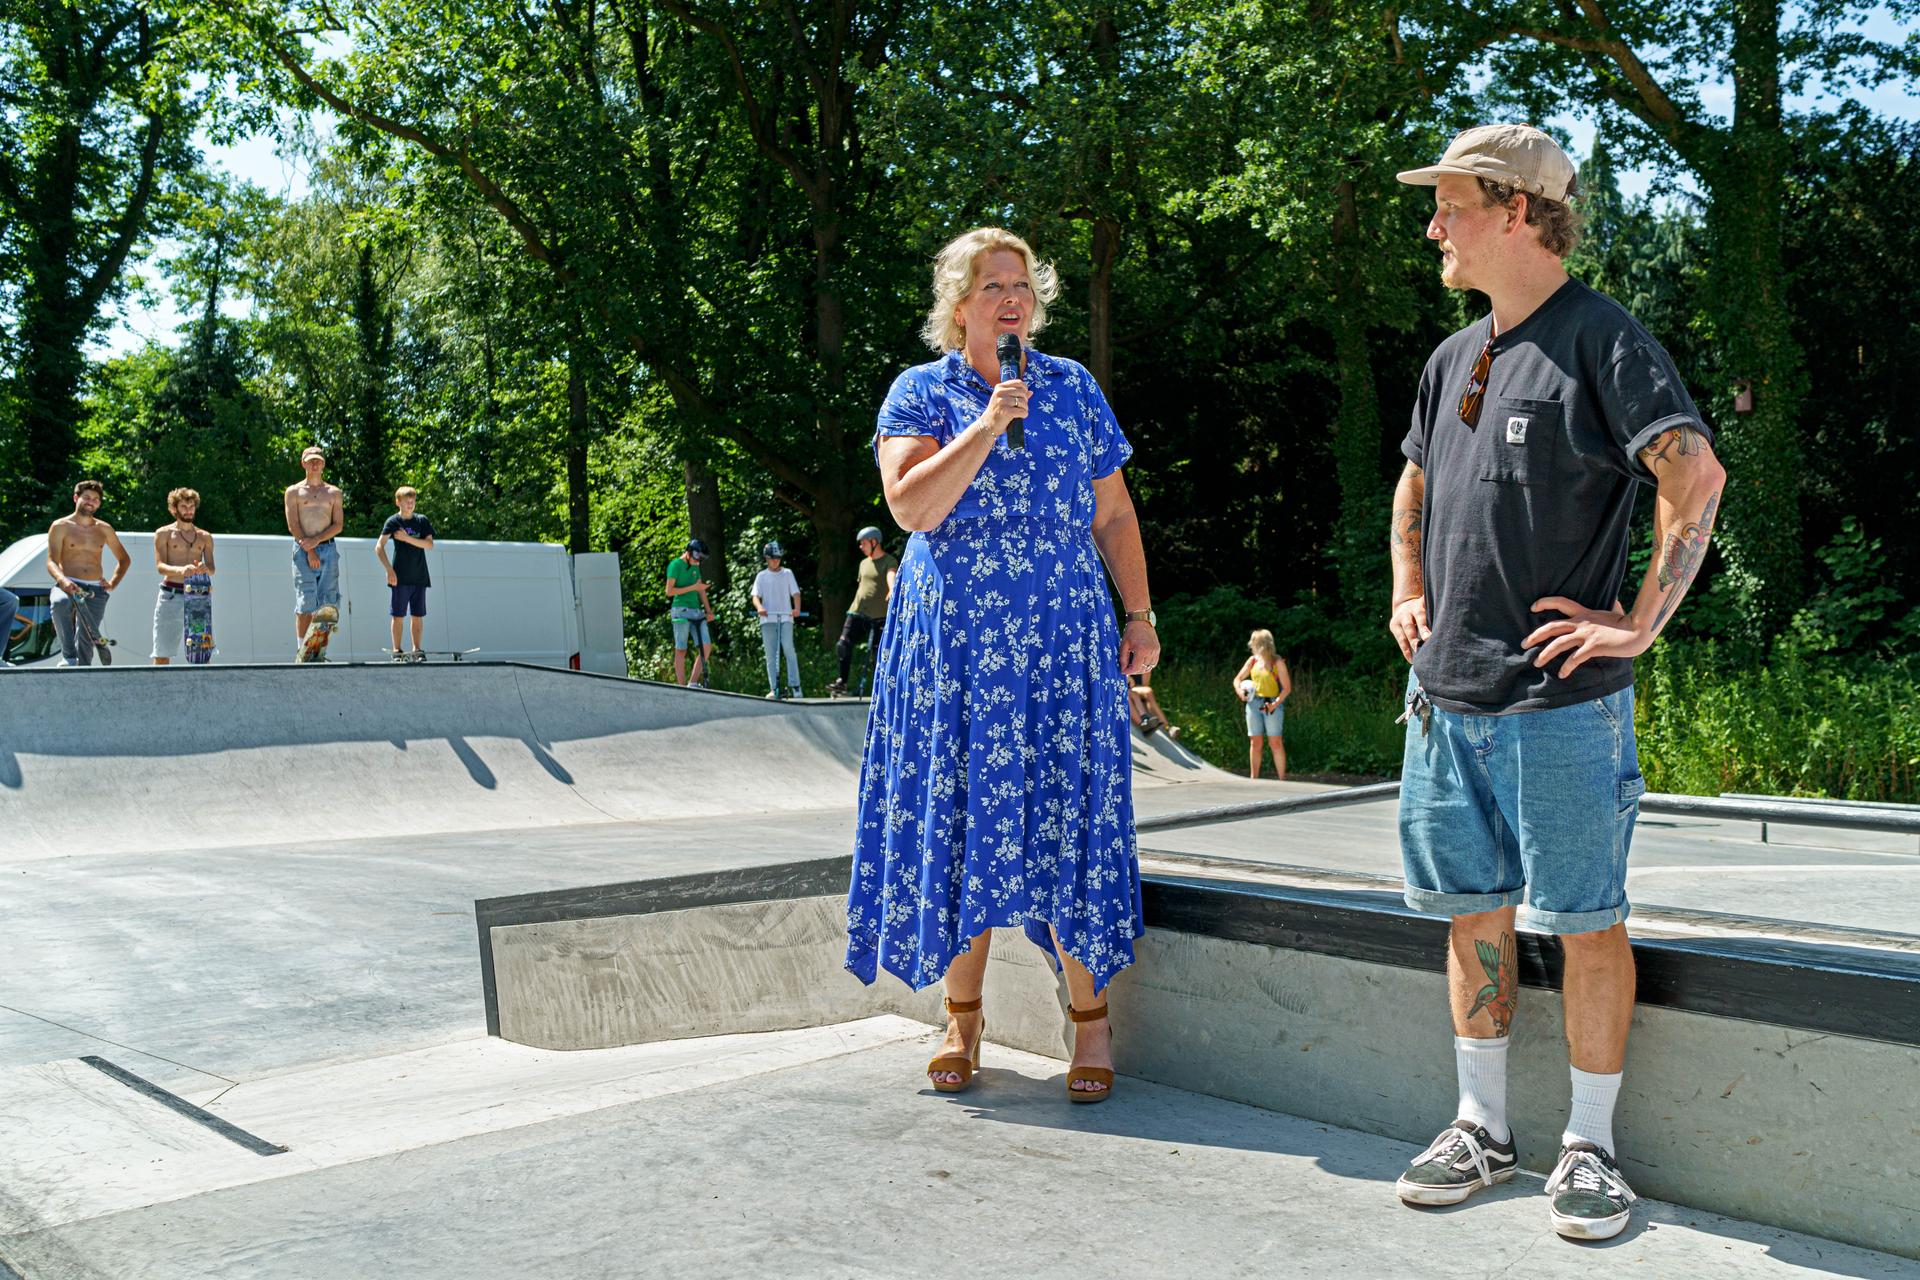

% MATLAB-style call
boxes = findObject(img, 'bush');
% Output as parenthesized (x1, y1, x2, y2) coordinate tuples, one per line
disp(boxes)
(1146, 656, 1405, 779)
(1639, 639, 1920, 801)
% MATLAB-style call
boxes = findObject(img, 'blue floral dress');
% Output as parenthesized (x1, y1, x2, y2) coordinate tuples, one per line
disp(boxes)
(844, 347, 1144, 992)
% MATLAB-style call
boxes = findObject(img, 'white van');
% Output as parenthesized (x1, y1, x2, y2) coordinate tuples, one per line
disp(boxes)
(0, 532, 626, 673)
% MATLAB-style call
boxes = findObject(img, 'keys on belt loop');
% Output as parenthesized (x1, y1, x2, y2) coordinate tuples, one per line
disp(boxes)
(1396, 687, 1434, 737)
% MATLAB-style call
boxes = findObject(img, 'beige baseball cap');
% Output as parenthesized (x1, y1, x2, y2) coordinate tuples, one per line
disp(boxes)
(301, 446, 326, 462)
(1397, 124, 1577, 203)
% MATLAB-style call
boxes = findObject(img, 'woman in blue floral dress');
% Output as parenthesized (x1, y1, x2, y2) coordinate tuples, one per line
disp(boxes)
(844, 227, 1159, 1103)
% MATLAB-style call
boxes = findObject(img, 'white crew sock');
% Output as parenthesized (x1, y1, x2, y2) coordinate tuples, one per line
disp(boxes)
(1454, 1035, 1511, 1143)
(1563, 1066, 1624, 1155)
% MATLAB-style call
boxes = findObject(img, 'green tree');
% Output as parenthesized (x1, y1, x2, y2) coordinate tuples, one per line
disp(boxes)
(1470, 0, 1917, 638)
(205, 0, 917, 637)
(0, 0, 206, 532)
(1180, 0, 1475, 630)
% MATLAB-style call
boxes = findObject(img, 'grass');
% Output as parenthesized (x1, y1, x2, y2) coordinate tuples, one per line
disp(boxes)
(629, 621, 867, 699)
(1151, 643, 1920, 802)
(1637, 641, 1920, 802)
(628, 619, 1920, 804)
(1145, 660, 1406, 781)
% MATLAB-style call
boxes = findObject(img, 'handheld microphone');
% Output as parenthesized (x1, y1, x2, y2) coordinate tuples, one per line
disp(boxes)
(995, 333, 1025, 449)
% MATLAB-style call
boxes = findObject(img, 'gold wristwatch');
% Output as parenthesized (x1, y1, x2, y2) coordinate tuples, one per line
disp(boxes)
(1124, 607, 1156, 628)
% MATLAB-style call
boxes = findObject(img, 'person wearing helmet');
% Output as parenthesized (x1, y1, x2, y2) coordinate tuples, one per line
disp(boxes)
(665, 537, 714, 687)
(827, 525, 897, 695)
(752, 540, 804, 698)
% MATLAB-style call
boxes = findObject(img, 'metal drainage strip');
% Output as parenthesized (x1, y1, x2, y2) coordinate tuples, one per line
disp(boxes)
(79, 1056, 287, 1157)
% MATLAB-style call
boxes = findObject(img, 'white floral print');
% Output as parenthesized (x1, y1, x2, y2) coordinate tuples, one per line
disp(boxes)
(844, 348, 1143, 991)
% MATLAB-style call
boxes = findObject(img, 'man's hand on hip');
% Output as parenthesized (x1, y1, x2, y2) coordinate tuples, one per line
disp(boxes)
(1525, 597, 1650, 678)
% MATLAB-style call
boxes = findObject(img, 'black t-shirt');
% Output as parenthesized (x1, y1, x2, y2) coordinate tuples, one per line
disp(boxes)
(1403, 278, 1710, 714)
(381, 513, 435, 587)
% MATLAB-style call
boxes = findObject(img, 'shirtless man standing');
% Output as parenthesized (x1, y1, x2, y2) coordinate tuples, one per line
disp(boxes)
(152, 487, 216, 665)
(46, 480, 131, 666)
(284, 447, 345, 647)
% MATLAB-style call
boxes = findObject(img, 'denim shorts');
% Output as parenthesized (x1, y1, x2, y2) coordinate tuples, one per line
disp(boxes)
(1244, 699, 1285, 737)
(1398, 673, 1645, 935)
(672, 615, 711, 648)
(291, 541, 340, 613)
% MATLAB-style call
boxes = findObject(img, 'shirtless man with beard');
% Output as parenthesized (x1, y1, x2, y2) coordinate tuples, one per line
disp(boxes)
(46, 480, 131, 666)
(284, 446, 346, 649)
(152, 487, 217, 665)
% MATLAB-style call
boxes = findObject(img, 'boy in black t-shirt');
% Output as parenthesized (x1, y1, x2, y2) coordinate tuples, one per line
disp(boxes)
(376, 486, 436, 657)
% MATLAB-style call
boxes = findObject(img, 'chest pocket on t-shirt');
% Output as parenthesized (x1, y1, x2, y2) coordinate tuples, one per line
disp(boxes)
(1477, 397, 1562, 485)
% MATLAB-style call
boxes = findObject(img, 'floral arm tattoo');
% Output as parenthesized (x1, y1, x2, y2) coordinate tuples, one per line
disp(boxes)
(1651, 490, 1719, 633)
(1637, 425, 1722, 636)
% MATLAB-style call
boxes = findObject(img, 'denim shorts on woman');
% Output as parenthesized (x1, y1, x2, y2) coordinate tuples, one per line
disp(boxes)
(1398, 673, 1645, 935)
(1244, 699, 1284, 737)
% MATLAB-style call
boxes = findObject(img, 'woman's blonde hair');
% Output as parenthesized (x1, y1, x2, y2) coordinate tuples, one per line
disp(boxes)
(1249, 629, 1277, 660)
(920, 227, 1061, 353)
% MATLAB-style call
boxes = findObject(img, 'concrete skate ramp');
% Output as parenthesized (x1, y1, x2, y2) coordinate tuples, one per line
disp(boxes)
(476, 858, 1920, 1260)
(0, 664, 872, 858)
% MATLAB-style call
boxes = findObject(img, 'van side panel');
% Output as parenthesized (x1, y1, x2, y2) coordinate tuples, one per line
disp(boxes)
(436, 542, 573, 665)
(1, 534, 586, 666)
(573, 552, 626, 676)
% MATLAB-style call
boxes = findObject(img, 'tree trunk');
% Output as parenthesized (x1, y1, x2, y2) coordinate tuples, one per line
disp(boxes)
(809, 199, 855, 641)
(1088, 215, 1122, 392)
(810, 495, 861, 645)
(1328, 178, 1387, 621)
(352, 244, 391, 518)
(682, 456, 728, 596)
(1086, 12, 1122, 392)
(565, 340, 592, 555)
(16, 295, 88, 521)
(1699, 0, 1804, 641)
(17, 121, 88, 521)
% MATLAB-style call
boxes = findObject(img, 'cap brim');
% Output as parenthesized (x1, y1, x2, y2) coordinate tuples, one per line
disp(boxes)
(1395, 163, 1483, 187)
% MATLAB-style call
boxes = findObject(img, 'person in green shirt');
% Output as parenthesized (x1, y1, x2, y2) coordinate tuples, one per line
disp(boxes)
(665, 538, 714, 687)
(828, 526, 898, 695)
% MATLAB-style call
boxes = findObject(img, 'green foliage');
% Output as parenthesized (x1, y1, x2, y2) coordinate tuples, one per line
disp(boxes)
(76, 336, 289, 535)
(1787, 517, 1910, 656)
(0, 0, 213, 526)
(1139, 656, 1406, 779)
(1640, 639, 1920, 803)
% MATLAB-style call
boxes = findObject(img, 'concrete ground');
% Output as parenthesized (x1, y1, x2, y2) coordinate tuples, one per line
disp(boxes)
(3, 667, 1915, 1276)
(5, 1018, 1915, 1280)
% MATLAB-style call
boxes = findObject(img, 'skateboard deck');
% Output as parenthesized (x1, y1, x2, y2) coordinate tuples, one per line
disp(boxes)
(183, 575, 213, 665)
(382, 648, 479, 663)
(296, 604, 338, 663)
(68, 587, 115, 666)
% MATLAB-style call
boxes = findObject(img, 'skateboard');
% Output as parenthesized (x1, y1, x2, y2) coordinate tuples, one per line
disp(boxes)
(66, 586, 115, 666)
(183, 575, 214, 664)
(382, 648, 479, 663)
(296, 604, 339, 663)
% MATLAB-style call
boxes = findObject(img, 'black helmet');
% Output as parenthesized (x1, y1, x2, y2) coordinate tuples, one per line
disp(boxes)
(685, 538, 708, 558)
(763, 541, 784, 559)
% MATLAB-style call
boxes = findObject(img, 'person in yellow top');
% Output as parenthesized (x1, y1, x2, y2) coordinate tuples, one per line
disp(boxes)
(1232, 628, 1293, 779)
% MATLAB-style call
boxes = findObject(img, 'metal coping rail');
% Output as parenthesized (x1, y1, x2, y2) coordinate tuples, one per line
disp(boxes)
(1138, 781, 1920, 837)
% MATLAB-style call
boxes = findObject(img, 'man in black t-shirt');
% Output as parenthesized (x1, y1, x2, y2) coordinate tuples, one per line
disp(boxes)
(1385, 126, 1726, 1241)
(376, 486, 437, 657)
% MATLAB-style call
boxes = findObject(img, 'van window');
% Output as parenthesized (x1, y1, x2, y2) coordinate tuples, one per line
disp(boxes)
(5, 590, 55, 665)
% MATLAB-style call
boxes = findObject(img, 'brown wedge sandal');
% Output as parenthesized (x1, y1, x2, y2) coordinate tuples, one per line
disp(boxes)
(927, 996, 985, 1093)
(1066, 1003, 1114, 1104)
